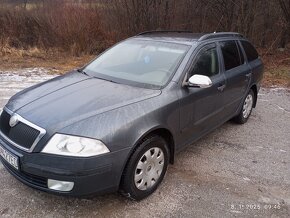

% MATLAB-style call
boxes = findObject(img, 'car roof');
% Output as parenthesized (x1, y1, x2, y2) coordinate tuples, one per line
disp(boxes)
(133, 31, 244, 46)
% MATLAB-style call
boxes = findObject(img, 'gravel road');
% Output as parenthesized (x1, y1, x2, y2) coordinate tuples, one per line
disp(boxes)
(0, 69, 289, 218)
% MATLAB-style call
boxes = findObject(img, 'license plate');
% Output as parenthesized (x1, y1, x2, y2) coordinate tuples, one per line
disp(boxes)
(0, 144, 19, 170)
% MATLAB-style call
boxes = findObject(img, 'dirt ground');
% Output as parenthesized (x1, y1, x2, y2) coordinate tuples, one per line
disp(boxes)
(0, 69, 289, 218)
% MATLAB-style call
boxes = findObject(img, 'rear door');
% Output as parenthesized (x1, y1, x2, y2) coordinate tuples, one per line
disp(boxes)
(240, 40, 264, 86)
(219, 40, 251, 117)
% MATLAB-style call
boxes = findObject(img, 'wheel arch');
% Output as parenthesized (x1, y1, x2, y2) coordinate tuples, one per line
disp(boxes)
(125, 126, 175, 167)
(250, 84, 258, 108)
(118, 126, 175, 190)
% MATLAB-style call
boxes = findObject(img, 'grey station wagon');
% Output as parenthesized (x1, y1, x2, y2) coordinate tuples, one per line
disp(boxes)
(0, 31, 263, 200)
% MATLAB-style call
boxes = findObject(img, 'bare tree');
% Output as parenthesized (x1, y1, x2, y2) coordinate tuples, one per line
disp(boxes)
(23, 0, 28, 9)
(278, 0, 290, 48)
(0, 0, 289, 53)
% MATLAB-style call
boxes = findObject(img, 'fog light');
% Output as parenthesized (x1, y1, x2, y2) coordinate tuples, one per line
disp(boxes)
(47, 179, 74, 192)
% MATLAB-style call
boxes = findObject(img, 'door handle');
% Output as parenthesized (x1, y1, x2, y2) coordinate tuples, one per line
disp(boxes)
(217, 84, 226, 92)
(245, 72, 252, 78)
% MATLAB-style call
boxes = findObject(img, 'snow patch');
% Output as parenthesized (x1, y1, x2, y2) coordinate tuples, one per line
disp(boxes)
(0, 68, 58, 90)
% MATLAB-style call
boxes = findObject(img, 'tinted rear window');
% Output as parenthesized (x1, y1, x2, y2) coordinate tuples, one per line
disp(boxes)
(220, 41, 241, 71)
(241, 41, 259, 62)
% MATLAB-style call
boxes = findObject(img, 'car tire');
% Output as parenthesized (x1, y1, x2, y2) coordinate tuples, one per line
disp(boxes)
(233, 89, 255, 124)
(120, 135, 169, 200)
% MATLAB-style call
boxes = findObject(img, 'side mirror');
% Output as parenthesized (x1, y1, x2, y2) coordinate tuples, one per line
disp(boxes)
(187, 74, 212, 88)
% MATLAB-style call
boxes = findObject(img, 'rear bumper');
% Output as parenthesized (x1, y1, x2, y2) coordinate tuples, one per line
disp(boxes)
(0, 136, 131, 197)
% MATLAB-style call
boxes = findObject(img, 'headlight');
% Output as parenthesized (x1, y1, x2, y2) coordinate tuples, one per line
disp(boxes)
(42, 134, 110, 157)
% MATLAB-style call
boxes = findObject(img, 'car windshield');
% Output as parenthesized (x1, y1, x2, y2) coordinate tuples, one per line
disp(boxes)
(84, 39, 190, 88)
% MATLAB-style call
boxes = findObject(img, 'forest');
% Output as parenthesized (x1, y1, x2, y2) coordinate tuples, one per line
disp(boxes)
(0, 0, 289, 53)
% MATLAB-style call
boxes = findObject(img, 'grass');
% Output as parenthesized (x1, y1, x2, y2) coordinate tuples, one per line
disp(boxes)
(0, 47, 94, 74)
(260, 48, 290, 87)
(263, 66, 290, 87)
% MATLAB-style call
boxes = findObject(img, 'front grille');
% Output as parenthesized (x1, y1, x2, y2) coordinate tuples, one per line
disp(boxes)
(1, 158, 47, 188)
(0, 110, 10, 135)
(0, 109, 41, 150)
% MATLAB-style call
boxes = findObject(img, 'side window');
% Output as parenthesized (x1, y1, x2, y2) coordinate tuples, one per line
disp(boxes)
(241, 41, 259, 62)
(190, 45, 219, 78)
(220, 41, 241, 71)
(236, 41, 245, 64)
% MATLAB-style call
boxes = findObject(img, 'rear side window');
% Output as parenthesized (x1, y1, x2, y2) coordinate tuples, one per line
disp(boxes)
(241, 41, 259, 62)
(190, 44, 219, 78)
(220, 41, 241, 71)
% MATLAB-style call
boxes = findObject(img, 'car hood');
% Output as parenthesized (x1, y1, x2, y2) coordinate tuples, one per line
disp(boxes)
(6, 71, 161, 130)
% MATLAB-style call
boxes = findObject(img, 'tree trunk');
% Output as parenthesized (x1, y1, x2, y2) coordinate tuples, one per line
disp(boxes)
(23, 0, 28, 9)
(278, 0, 290, 48)
(279, 24, 290, 48)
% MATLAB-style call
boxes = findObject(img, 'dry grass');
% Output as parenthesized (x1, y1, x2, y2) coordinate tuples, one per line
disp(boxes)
(0, 47, 94, 74)
(0, 39, 44, 58)
(260, 48, 290, 87)
(0, 5, 109, 56)
(263, 67, 290, 87)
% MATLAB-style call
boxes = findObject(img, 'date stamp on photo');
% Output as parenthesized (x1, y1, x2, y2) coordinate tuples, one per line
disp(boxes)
(230, 203, 282, 211)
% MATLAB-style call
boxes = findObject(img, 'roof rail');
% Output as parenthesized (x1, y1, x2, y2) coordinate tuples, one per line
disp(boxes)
(198, 32, 244, 41)
(137, 30, 192, 36)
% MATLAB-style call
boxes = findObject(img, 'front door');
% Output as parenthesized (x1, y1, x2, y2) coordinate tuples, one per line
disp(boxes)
(178, 43, 226, 147)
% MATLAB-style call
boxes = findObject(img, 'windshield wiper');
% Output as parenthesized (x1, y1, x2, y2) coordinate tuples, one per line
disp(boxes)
(77, 68, 89, 76)
(92, 76, 119, 84)
(78, 69, 118, 84)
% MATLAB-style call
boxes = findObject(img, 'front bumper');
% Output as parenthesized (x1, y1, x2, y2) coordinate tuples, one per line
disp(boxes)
(0, 136, 131, 197)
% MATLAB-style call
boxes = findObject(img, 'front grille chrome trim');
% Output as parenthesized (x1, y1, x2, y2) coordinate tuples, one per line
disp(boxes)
(0, 107, 46, 152)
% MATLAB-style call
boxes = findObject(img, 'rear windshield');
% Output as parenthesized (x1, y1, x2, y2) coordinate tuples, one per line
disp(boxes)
(241, 41, 259, 62)
(84, 39, 190, 88)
